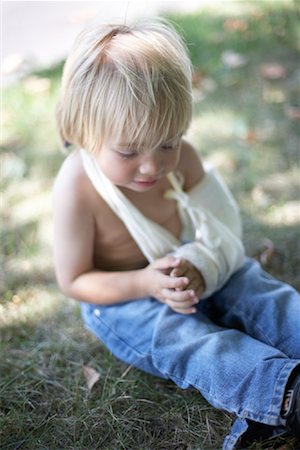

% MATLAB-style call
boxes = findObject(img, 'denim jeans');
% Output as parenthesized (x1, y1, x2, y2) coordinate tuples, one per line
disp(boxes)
(80, 258, 300, 449)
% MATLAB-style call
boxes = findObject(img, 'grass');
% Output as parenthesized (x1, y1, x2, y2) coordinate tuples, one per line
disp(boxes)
(1, 1, 300, 449)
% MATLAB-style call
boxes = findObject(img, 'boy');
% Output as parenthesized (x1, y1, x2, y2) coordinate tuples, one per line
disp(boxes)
(54, 19, 300, 449)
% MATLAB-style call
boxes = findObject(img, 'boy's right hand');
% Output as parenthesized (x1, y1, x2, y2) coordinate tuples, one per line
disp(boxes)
(143, 256, 199, 315)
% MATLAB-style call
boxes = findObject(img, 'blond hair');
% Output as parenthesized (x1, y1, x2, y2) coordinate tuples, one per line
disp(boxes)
(56, 18, 193, 153)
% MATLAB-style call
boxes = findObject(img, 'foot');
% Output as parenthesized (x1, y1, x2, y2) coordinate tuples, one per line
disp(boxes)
(236, 421, 287, 449)
(281, 373, 300, 440)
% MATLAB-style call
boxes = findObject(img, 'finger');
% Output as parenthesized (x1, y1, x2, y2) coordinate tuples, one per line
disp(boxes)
(171, 265, 198, 284)
(172, 306, 197, 315)
(164, 274, 189, 290)
(151, 256, 181, 271)
(162, 288, 199, 305)
(193, 278, 206, 297)
(185, 276, 204, 293)
(165, 300, 198, 315)
(170, 265, 189, 278)
(175, 273, 199, 292)
(163, 293, 199, 314)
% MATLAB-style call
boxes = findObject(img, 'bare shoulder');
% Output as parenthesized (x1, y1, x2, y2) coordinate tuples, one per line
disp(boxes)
(177, 139, 205, 191)
(53, 150, 97, 238)
(54, 150, 90, 202)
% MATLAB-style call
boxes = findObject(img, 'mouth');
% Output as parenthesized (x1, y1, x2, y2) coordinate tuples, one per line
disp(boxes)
(133, 179, 159, 188)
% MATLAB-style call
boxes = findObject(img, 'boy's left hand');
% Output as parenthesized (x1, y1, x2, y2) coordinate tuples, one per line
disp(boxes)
(170, 259, 205, 299)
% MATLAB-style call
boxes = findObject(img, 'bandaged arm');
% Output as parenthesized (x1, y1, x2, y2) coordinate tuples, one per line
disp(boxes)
(170, 166, 245, 299)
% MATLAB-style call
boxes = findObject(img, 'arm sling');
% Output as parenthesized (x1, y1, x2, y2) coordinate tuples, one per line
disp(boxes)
(81, 149, 245, 298)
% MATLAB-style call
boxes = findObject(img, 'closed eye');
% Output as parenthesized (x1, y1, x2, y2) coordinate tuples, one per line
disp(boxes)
(118, 152, 138, 159)
(161, 145, 175, 151)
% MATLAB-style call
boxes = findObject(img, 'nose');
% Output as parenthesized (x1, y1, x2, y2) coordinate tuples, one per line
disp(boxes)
(139, 152, 162, 176)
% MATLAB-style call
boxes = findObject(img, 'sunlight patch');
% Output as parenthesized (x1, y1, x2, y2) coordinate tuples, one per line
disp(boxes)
(0, 288, 64, 327)
(260, 201, 300, 226)
(188, 110, 239, 142)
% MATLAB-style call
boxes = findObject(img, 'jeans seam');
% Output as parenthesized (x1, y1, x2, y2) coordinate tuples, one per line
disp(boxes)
(153, 353, 289, 424)
(271, 361, 297, 419)
(230, 306, 287, 421)
(160, 370, 260, 418)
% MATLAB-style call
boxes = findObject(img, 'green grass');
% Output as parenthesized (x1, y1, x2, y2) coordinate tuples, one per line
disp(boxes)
(1, 1, 300, 449)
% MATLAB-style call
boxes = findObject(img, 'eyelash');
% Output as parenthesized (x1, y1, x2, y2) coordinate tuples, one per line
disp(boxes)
(118, 152, 137, 159)
(161, 145, 174, 151)
(117, 143, 176, 159)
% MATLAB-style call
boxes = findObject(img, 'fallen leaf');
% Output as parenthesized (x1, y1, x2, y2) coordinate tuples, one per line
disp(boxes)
(245, 128, 258, 145)
(82, 365, 100, 390)
(259, 238, 275, 266)
(223, 18, 248, 32)
(260, 63, 287, 80)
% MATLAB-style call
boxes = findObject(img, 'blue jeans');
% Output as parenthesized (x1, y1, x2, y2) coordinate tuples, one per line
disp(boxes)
(80, 258, 300, 449)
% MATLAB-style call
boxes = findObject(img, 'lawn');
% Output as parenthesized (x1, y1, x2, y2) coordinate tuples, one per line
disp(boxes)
(1, 1, 299, 449)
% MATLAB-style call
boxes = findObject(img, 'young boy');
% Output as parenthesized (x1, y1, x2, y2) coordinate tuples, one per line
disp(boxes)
(54, 19, 300, 449)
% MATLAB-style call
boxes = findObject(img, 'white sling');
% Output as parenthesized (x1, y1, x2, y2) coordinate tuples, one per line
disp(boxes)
(81, 149, 245, 298)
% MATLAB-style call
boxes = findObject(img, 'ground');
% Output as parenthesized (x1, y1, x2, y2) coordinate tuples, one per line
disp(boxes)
(1, 1, 299, 449)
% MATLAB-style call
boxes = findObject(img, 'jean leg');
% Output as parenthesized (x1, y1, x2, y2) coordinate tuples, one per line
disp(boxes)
(151, 305, 298, 424)
(82, 298, 297, 423)
(81, 293, 299, 450)
(150, 306, 299, 449)
(209, 258, 300, 359)
(80, 299, 169, 378)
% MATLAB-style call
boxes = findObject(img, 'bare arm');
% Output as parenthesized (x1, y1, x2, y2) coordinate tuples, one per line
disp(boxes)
(64, 257, 199, 315)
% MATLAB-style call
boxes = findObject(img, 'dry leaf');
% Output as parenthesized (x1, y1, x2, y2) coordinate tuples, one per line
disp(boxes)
(82, 365, 100, 390)
(245, 129, 258, 145)
(223, 18, 248, 32)
(259, 238, 275, 266)
(260, 63, 287, 80)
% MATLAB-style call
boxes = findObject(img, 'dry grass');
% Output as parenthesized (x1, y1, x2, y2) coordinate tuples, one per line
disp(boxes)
(1, 2, 299, 449)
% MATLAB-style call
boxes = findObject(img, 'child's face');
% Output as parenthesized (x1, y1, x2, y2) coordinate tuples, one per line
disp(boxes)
(95, 135, 182, 192)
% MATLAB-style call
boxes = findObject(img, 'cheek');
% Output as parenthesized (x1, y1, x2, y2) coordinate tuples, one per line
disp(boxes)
(99, 156, 135, 184)
(166, 149, 180, 170)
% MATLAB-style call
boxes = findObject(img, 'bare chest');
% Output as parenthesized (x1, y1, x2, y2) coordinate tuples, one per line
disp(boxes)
(91, 182, 181, 270)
